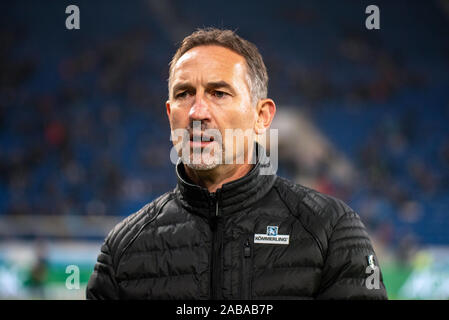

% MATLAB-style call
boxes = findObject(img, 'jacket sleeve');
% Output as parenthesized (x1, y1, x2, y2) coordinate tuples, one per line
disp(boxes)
(86, 242, 120, 299)
(316, 210, 388, 300)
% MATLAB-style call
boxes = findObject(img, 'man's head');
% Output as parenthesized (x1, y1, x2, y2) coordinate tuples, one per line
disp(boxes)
(168, 28, 268, 105)
(166, 28, 275, 172)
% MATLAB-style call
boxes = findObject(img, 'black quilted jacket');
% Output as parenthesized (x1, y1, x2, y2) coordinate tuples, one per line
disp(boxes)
(86, 148, 388, 300)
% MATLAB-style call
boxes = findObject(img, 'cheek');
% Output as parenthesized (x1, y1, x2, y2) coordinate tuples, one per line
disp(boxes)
(220, 97, 254, 128)
(220, 108, 256, 147)
(228, 108, 256, 130)
(169, 107, 190, 129)
(168, 108, 190, 147)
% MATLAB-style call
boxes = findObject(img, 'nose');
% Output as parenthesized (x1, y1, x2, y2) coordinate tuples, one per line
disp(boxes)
(189, 92, 211, 122)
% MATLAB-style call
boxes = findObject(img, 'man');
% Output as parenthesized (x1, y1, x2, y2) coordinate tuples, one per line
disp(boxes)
(86, 28, 388, 300)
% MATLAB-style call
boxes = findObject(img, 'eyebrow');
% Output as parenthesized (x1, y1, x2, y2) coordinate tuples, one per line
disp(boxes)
(172, 81, 236, 96)
(172, 83, 194, 96)
(206, 81, 236, 95)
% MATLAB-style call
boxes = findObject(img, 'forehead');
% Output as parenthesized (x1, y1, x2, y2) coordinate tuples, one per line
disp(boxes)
(171, 45, 248, 84)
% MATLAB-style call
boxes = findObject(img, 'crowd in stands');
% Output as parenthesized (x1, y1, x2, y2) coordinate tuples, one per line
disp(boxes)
(1, 0, 448, 249)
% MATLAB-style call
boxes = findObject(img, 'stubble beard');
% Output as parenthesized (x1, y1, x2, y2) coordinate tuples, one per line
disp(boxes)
(181, 141, 224, 171)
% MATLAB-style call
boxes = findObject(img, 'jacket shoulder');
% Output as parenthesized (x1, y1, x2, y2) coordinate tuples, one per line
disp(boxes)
(275, 177, 387, 299)
(274, 176, 359, 254)
(103, 191, 176, 265)
(275, 176, 354, 221)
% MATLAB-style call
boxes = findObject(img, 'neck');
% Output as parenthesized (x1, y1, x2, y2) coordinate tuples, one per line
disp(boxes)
(184, 162, 254, 193)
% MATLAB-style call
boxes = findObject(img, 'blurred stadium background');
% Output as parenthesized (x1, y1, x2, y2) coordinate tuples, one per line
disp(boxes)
(1, 0, 449, 299)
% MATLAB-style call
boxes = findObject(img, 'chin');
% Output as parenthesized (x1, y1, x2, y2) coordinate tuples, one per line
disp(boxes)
(181, 146, 223, 171)
(185, 162, 220, 171)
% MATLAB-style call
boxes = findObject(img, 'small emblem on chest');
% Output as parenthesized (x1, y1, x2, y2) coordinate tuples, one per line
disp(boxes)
(254, 226, 290, 245)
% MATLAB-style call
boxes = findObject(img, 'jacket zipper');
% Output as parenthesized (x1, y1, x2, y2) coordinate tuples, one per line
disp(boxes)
(210, 192, 222, 300)
(241, 237, 252, 299)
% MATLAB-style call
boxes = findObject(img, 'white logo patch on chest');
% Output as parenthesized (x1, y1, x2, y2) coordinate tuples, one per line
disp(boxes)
(254, 226, 290, 245)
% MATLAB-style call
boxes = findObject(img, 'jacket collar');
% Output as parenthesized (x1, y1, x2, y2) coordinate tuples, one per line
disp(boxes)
(175, 143, 277, 219)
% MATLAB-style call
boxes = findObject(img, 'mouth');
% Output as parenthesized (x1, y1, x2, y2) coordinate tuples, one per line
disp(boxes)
(189, 132, 215, 148)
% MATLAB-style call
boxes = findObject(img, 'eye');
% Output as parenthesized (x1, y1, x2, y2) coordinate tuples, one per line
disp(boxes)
(212, 90, 228, 98)
(175, 91, 190, 99)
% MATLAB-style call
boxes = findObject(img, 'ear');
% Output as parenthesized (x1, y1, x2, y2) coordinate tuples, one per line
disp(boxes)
(166, 100, 171, 118)
(254, 98, 276, 135)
